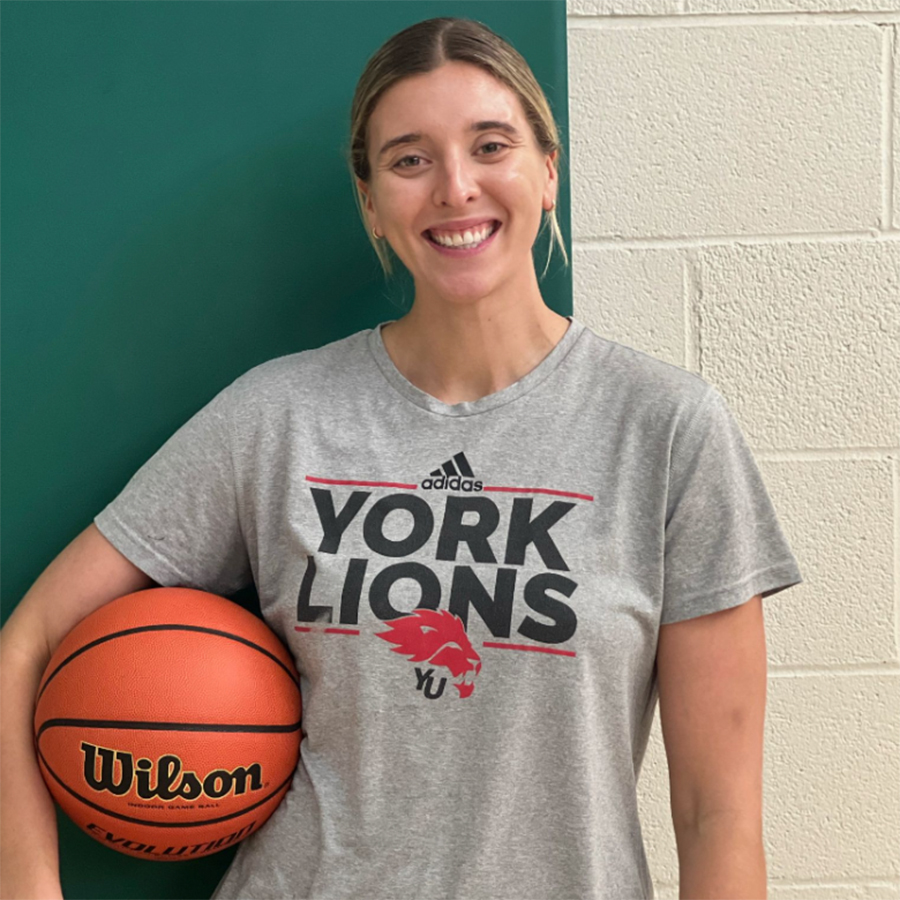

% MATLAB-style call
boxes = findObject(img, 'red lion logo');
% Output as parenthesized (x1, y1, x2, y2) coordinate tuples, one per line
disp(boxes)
(376, 609, 482, 698)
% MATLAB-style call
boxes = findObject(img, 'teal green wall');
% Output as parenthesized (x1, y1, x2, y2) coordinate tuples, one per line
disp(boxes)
(1, 2, 569, 897)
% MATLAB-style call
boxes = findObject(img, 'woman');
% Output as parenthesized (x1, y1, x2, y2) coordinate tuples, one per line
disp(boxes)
(1, 16, 802, 900)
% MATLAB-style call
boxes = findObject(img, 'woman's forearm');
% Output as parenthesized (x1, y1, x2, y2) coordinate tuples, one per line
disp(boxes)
(675, 815, 767, 900)
(0, 634, 63, 900)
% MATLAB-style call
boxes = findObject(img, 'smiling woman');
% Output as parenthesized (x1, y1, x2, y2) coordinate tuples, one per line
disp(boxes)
(204, 15, 800, 899)
(348, 21, 568, 282)
(357, 63, 561, 335)
(0, 13, 804, 900)
(341, 19, 575, 409)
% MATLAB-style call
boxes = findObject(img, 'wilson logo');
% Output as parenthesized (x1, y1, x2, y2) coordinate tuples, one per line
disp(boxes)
(80, 741, 263, 801)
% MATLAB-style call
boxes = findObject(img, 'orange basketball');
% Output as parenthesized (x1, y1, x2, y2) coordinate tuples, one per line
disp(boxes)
(33, 587, 301, 861)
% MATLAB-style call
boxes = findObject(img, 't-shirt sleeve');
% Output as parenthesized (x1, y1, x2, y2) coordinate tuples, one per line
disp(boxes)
(661, 385, 803, 625)
(93, 381, 253, 597)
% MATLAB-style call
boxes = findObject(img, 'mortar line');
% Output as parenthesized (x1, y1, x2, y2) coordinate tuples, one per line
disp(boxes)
(573, 232, 900, 250)
(568, 11, 900, 27)
(882, 25, 896, 231)
(654, 878, 900, 887)
(683, 257, 693, 373)
(769, 665, 900, 676)
(894, 453, 900, 663)
(754, 449, 900, 459)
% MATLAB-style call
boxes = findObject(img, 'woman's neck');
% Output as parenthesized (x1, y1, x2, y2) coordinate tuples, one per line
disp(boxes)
(380, 303, 571, 405)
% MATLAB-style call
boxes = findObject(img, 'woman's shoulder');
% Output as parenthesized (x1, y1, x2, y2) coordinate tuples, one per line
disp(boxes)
(575, 322, 716, 416)
(226, 327, 372, 404)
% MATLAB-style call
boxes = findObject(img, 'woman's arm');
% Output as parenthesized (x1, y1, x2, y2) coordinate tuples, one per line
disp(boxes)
(0, 523, 155, 900)
(1, 636, 62, 900)
(675, 813, 766, 900)
(656, 594, 768, 900)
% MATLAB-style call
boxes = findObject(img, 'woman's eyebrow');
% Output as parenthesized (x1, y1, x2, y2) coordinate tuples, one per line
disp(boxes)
(378, 120, 522, 158)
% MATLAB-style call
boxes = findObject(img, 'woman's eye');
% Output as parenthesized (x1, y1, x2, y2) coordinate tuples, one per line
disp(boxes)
(393, 142, 508, 169)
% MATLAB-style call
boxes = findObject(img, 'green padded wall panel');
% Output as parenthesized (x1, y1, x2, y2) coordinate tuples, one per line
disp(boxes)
(1, 2, 569, 897)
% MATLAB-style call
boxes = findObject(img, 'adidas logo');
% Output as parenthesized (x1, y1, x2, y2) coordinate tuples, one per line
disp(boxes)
(421, 451, 484, 492)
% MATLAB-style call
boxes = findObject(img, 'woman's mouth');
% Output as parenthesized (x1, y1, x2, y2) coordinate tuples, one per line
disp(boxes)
(423, 221, 501, 257)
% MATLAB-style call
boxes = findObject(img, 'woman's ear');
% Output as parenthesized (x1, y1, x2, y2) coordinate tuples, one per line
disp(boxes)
(357, 178, 377, 230)
(544, 151, 558, 209)
(357, 178, 373, 211)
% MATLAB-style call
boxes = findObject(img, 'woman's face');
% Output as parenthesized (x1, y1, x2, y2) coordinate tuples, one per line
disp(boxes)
(359, 61, 557, 306)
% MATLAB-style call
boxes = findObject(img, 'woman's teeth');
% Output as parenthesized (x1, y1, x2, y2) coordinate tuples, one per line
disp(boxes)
(428, 222, 497, 248)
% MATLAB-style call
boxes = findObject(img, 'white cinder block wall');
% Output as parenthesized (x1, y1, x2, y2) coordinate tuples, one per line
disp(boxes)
(565, 0, 900, 896)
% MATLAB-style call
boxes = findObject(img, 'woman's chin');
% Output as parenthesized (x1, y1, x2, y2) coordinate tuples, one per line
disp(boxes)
(417, 276, 503, 302)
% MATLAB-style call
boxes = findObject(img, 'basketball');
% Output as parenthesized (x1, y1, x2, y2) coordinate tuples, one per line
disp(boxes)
(32, 587, 302, 861)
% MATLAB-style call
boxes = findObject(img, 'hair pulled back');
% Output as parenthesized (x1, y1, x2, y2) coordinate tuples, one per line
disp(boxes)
(346, 17, 568, 280)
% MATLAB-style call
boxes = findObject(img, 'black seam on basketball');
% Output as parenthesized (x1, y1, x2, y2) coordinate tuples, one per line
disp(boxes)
(36, 624, 300, 702)
(36, 717, 303, 740)
(36, 746, 294, 828)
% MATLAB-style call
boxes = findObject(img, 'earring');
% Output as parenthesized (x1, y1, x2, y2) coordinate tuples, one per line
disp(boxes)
(372, 227, 381, 240)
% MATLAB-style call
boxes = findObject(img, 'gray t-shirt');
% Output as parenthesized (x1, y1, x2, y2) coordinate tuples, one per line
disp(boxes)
(94, 315, 803, 900)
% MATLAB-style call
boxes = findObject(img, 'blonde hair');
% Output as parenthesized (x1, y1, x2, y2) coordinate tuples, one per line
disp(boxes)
(346, 16, 569, 282)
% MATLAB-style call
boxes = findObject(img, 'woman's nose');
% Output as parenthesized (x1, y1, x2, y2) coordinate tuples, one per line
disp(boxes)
(432, 155, 480, 208)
